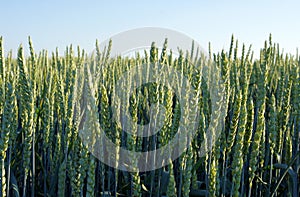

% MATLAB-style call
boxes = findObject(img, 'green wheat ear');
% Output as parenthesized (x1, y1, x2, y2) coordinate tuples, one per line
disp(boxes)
(0, 80, 16, 197)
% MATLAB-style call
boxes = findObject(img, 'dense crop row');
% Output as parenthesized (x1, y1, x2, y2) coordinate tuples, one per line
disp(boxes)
(0, 35, 299, 196)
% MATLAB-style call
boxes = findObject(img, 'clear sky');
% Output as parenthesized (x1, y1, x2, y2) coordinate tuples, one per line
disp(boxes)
(1, 0, 300, 57)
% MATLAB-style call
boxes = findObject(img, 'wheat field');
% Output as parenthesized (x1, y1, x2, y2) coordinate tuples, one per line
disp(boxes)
(0, 35, 299, 197)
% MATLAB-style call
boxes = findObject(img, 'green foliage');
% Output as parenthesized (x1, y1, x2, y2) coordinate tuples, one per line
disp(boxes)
(0, 36, 298, 197)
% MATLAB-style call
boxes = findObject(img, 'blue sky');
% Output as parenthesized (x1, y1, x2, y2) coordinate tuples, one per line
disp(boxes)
(1, 0, 300, 57)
